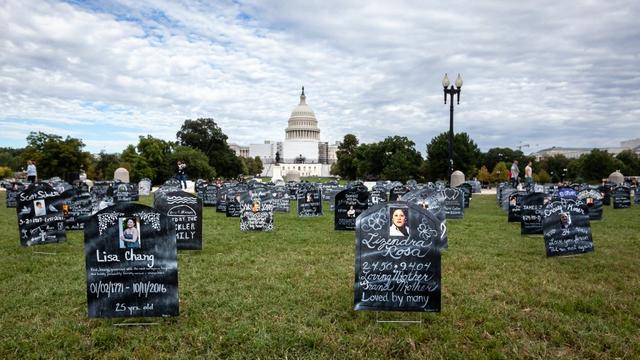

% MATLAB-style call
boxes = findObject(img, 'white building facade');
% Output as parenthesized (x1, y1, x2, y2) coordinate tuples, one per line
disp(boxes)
(241, 87, 336, 179)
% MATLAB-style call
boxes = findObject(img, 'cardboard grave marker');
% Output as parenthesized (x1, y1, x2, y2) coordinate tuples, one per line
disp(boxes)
(457, 183, 472, 208)
(199, 183, 218, 207)
(272, 186, 291, 212)
(500, 188, 516, 212)
(440, 187, 464, 219)
(553, 187, 578, 201)
(84, 203, 179, 318)
(334, 185, 370, 231)
(138, 178, 152, 196)
(297, 185, 323, 217)
(216, 185, 229, 213)
(60, 187, 94, 230)
(542, 199, 593, 257)
(225, 186, 248, 217)
(400, 189, 448, 250)
(287, 182, 299, 197)
(5, 182, 26, 208)
(507, 191, 527, 223)
(240, 192, 274, 231)
(389, 184, 411, 202)
(354, 202, 443, 312)
(466, 180, 482, 193)
(611, 186, 631, 209)
(113, 182, 134, 203)
(16, 182, 66, 246)
(577, 189, 603, 220)
(91, 180, 110, 195)
(370, 184, 388, 206)
(598, 184, 612, 206)
(520, 192, 548, 235)
(154, 191, 202, 250)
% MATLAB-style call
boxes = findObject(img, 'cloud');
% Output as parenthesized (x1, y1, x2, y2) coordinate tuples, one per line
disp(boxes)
(0, 0, 638, 155)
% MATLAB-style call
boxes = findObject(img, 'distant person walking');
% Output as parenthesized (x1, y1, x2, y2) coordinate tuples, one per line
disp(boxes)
(510, 160, 519, 187)
(524, 161, 533, 188)
(176, 160, 187, 189)
(26, 160, 37, 184)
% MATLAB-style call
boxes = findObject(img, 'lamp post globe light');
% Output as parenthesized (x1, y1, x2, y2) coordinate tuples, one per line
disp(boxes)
(442, 73, 463, 183)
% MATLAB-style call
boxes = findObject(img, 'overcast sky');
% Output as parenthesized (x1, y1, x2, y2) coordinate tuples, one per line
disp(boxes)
(2, 0, 639, 155)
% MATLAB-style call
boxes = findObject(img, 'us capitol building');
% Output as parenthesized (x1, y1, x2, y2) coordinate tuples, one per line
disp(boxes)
(229, 87, 338, 179)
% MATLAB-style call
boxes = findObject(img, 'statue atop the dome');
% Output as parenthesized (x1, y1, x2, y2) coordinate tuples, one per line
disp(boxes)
(301, 86, 305, 96)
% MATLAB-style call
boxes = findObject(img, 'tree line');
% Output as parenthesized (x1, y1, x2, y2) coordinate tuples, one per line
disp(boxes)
(0, 118, 263, 184)
(332, 132, 640, 184)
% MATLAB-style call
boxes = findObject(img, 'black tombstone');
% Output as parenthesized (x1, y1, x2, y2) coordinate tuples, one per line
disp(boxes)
(400, 189, 448, 250)
(507, 191, 527, 223)
(520, 192, 548, 235)
(370, 184, 388, 206)
(225, 186, 247, 217)
(577, 189, 603, 220)
(354, 202, 443, 312)
(542, 199, 593, 257)
(334, 185, 370, 231)
(240, 195, 274, 231)
(297, 185, 323, 217)
(154, 191, 203, 250)
(60, 187, 94, 230)
(6, 182, 26, 208)
(84, 203, 179, 318)
(200, 183, 218, 207)
(91, 181, 113, 203)
(553, 187, 578, 201)
(389, 185, 411, 202)
(598, 184, 612, 206)
(113, 182, 133, 203)
(16, 182, 66, 246)
(216, 186, 228, 213)
(635, 187, 640, 206)
(611, 186, 631, 209)
(440, 187, 464, 219)
(457, 183, 472, 208)
(272, 186, 291, 213)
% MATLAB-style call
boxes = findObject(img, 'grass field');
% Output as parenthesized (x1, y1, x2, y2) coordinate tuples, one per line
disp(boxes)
(1, 193, 639, 359)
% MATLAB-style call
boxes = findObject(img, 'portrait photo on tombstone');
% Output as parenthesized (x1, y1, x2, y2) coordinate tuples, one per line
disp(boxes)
(346, 205, 356, 218)
(389, 207, 410, 237)
(119, 217, 141, 249)
(34, 200, 46, 216)
(560, 212, 571, 229)
(252, 200, 261, 213)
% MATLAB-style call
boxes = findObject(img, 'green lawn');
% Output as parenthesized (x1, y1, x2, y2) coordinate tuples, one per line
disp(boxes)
(1, 194, 639, 359)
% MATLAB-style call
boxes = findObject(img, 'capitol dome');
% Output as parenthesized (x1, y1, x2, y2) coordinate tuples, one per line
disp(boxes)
(285, 87, 320, 141)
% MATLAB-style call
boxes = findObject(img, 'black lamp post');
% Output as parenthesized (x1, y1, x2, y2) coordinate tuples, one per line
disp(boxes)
(443, 73, 463, 182)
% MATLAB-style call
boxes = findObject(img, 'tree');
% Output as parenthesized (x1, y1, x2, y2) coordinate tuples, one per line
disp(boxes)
(21, 132, 92, 180)
(0, 147, 24, 171)
(353, 136, 424, 181)
(120, 145, 155, 183)
(534, 169, 551, 184)
(92, 151, 122, 180)
(426, 132, 481, 181)
(482, 147, 526, 172)
(616, 150, 640, 176)
(334, 134, 359, 180)
(578, 149, 623, 182)
(477, 165, 491, 186)
(176, 118, 242, 178)
(168, 146, 216, 180)
(137, 135, 174, 184)
(539, 154, 570, 183)
(491, 162, 509, 184)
